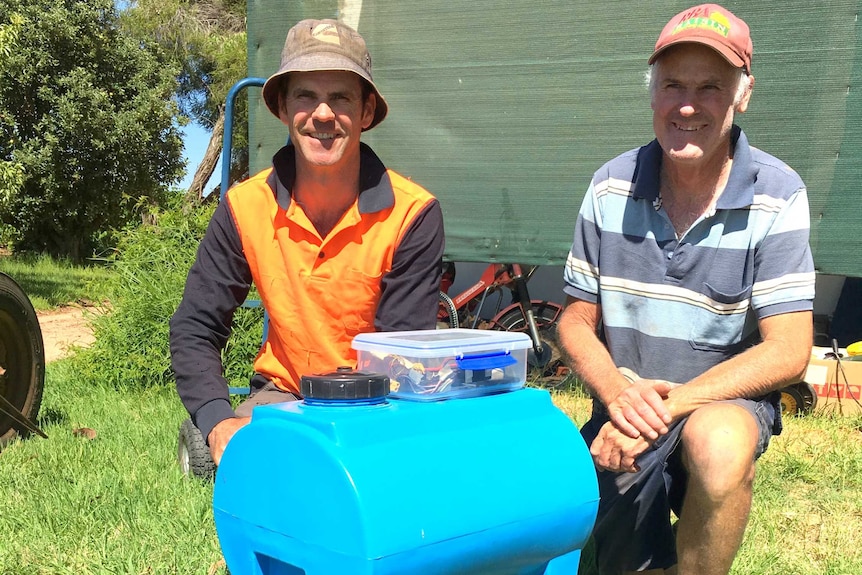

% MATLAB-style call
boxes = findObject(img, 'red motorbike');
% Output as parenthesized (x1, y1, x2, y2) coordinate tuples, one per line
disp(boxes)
(437, 262, 566, 378)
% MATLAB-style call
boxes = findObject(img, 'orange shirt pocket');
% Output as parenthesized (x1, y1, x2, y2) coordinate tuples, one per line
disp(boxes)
(325, 267, 383, 335)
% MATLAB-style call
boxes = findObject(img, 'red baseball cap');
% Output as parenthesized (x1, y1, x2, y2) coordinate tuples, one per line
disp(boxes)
(649, 4, 752, 72)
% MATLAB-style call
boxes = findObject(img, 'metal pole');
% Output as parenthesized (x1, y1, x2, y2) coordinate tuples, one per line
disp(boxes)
(0, 393, 47, 438)
(220, 77, 267, 201)
(218, 77, 267, 397)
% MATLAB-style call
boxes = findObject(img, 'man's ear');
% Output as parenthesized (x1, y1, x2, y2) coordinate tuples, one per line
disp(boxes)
(362, 92, 376, 130)
(736, 74, 754, 114)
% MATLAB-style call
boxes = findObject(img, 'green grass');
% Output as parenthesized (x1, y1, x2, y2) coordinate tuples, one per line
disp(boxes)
(0, 254, 113, 311)
(739, 414, 862, 575)
(0, 361, 226, 575)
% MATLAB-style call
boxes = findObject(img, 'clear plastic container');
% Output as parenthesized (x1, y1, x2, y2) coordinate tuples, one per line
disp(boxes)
(351, 329, 532, 401)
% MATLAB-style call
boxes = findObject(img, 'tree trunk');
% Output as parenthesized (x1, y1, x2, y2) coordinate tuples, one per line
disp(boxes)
(185, 110, 225, 203)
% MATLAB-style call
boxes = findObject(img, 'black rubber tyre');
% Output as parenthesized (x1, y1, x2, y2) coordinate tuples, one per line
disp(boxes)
(178, 418, 216, 480)
(0, 272, 45, 447)
(492, 301, 563, 375)
(780, 382, 817, 417)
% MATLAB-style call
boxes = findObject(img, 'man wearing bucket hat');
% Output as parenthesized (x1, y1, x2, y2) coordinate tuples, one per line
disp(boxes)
(558, 4, 814, 574)
(170, 19, 445, 467)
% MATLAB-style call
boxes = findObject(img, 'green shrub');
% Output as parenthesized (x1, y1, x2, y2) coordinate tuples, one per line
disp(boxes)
(71, 196, 263, 391)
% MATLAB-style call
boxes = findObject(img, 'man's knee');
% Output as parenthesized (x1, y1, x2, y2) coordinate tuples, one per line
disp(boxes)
(679, 403, 758, 495)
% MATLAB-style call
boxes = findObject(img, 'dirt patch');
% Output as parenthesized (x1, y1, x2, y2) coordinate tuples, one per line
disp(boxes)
(36, 305, 97, 363)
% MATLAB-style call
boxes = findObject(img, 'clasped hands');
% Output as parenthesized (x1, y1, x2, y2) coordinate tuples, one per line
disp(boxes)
(590, 376, 676, 473)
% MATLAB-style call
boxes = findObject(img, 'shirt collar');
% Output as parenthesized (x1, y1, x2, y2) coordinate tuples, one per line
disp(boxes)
(632, 125, 758, 209)
(266, 142, 395, 213)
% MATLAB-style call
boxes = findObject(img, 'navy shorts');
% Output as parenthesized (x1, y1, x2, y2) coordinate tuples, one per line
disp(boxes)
(581, 394, 780, 574)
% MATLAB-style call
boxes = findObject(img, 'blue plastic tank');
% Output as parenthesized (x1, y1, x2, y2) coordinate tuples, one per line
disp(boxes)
(214, 363, 598, 575)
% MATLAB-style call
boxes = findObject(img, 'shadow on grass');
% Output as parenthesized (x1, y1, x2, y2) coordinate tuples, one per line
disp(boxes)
(37, 406, 68, 428)
(0, 255, 111, 310)
(4, 268, 90, 306)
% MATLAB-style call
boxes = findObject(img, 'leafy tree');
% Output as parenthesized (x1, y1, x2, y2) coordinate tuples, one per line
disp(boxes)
(0, 0, 185, 260)
(120, 0, 248, 202)
(0, 13, 24, 207)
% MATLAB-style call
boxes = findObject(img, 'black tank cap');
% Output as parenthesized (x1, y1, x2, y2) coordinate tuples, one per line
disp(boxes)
(300, 366, 390, 400)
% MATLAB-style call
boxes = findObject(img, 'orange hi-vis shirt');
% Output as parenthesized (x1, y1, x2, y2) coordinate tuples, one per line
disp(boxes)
(228, 153, 439, 394)
(170, 143, 445, 440)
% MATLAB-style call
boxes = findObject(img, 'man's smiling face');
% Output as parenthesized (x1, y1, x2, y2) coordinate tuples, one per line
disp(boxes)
(651, 43, 750, 170)
(279, 70, 375, 170)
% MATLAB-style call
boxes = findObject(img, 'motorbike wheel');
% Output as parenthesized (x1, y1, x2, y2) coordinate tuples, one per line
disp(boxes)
(0, 272, 45, 447)
(178, 418, 216, 480)
(492, 301, 563, 377)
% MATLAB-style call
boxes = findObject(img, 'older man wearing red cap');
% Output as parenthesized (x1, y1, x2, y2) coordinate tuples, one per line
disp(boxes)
(559, 5, 814, 575)
(171, 19, 445, 470)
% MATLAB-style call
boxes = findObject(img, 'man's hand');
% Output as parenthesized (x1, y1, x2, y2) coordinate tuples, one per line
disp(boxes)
(590, 420, 652, 473)
(207, 416, 251, 466)
(607, 378, 675, 440)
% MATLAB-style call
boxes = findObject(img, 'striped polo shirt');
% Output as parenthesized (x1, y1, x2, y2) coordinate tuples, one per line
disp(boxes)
(563, 126, 815, 384)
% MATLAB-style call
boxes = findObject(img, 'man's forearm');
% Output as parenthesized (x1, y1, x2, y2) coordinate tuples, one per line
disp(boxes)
(557, 301, 631, 407)
(665, 311, 813, 419)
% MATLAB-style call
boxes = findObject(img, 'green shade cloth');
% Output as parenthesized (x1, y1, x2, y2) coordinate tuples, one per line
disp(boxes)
(247, 0, 862, 277)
